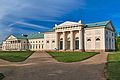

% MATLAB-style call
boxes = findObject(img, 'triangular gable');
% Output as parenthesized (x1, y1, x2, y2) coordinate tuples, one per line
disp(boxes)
(55, 21, 82, 28)
(106, 21, 115, 31)
(6, 35, 17, 40)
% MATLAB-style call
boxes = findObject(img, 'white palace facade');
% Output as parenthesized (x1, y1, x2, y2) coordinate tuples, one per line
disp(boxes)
(2, 20, 115, 52)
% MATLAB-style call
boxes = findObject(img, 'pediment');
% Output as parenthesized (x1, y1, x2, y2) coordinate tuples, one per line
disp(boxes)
(55, 21, 82, 28)
(6, 35, 17, 40)
(106, 22, 115, 31)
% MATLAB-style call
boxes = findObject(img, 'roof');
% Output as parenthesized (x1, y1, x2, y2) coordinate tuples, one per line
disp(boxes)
(27, 32, 44, 39)
(86, 20, 110, 27)
(55, 21, 82, 28)
(47, 29, 55, 32)
(12, 34, 28, 39)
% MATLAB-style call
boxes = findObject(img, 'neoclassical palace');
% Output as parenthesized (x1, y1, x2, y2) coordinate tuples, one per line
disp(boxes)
(2, 20, 115, 52)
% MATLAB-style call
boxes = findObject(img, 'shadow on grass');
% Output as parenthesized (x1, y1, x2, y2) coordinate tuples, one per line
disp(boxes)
(47, 51, 98, 63)
(0, 73, 5, 80)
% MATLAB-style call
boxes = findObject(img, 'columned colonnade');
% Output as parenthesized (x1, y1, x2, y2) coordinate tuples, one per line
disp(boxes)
(3, 40, 21, 50)
(55, 30, 84, 51)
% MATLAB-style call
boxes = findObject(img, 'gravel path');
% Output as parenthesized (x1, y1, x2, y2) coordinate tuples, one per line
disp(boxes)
(0, 51, 108, 80)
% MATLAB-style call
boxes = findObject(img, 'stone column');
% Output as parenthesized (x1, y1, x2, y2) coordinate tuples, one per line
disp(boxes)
(70, 31, 74, 51)
(79, 30, 83, 51)
(63, 32, 66, 50)
(55, 32, 59, 50)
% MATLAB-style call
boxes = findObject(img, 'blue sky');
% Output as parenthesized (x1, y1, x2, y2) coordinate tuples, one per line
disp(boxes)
(0, 0, 120, 42)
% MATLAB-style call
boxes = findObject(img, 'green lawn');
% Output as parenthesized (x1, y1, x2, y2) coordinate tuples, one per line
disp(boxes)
(47, 51, 97, 62)
(0, 51, 34, 62)
(107, 51, 120, 80)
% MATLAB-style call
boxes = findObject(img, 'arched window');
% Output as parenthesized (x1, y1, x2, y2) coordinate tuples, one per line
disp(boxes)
(60, 38, 63, 41)
(96, 38, 100, 41)
(75, 37, 79, 40)
(87, 39, 91, 41)
(47, 41, 49, 43)
(67, 38, 70, 41)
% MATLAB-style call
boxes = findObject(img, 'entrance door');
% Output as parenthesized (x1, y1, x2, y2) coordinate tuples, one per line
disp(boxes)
(75, 40, 79, 49)
(67, 41, 70, 50)
(60, 41, 63, 50)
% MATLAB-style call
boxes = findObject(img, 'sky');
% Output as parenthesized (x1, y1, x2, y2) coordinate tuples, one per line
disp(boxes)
(0, 0, 120, 42)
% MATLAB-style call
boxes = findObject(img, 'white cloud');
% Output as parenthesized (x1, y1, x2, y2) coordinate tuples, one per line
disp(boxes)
(16, 21, 50, 29)
(0, 0, 86, 42)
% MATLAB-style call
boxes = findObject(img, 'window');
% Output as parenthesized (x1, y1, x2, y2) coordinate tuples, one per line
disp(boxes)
(112, 39, 114, 42)
(36, 41, 37, 43)
(52, 40, 55, 43)
(36, 44, 37, 49)
(75, 37, 79, 40)
(106, 31, 108, 34)
(42, 41, 44, 43)
(112, 33, 114, 36)
(33, 44, 35, 49)
(60, 41, 63, 50)
(39, 41, 40, 43)
(42, 44, 44, 49)
(18, 40, 21, 43)
(60, 38, 63, 40)
(75, 40, 79, 49)
(67, 38, 70, 41)
(96, 38, 100, 41)
(47, 41, 49, 43)
(87, 39, 91, 41)
(39, 44, 40, 49)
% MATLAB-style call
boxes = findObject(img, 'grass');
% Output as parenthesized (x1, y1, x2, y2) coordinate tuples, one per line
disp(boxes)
(107, 51, 120, 80)
(47, 51, 97, 62)
(0, 73, 5, 80)
(0, 51, 34, 62)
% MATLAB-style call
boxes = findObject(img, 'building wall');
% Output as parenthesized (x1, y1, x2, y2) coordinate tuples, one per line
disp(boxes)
(84, 27, 106, 51)
(28, 39, 44, 51)
(105, 28, 115, 51)
(44, 32, 56, 50)
(2, 21, 115, 52)
(2, 39, 28, 51)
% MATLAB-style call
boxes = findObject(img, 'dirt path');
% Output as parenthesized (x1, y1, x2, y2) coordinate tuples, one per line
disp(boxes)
(0, 52, 108, 80)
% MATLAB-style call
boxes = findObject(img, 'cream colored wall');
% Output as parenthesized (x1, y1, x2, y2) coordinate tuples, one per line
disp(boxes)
(28, 39, 44, 51)
(2, 35, 28, 51)
(84, 27, 105, 51)
(55, 25, 82, 32)
(44, 32, 56, 50)
(2, 21, 115, 52)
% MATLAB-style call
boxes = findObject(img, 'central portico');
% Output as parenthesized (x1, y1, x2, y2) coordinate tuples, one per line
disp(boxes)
(54, 21, 84, 51)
